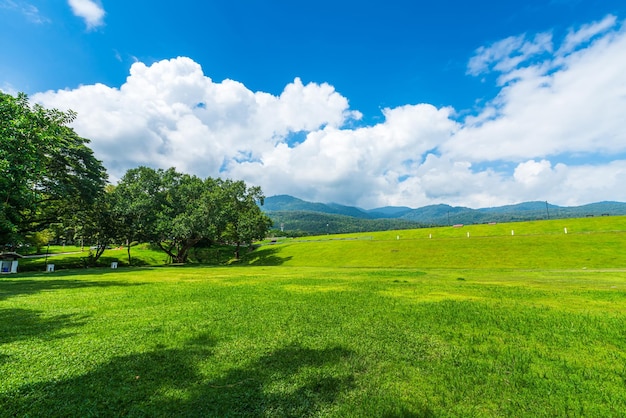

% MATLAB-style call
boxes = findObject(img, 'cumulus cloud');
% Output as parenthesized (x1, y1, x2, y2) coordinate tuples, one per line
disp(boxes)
(34, 57, 360, 181)
(67, 0, 104, 29)
(32, 16, 626, 209)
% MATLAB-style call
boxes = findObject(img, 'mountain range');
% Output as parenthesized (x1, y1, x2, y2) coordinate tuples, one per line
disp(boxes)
(262, 195, 626, 235)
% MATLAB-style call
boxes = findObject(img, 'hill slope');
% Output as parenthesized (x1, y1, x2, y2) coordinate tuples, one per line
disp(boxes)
(262, 195, 626, 234)
(249, 215, 626, 269)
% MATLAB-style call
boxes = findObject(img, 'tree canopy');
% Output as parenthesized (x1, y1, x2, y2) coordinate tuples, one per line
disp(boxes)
(113, 167, 272, 263)
(1, 92, 107, 247)
(1, 92, 271, 263)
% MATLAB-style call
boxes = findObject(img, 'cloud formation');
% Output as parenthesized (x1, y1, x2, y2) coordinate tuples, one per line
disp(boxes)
(0, 0, 50, 24)
(33, 16, 626, 209)
(67, 0, 104, 29)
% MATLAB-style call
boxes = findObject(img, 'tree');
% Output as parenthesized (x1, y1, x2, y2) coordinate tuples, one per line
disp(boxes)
(0, 92, 107, 248)
(75, 187, 120, 265)
(25, 229, 53, 254)
(113, 167, 212, 263)
(111, 167, 164, 264)
(113, 167, 272, 264)
(153, 169, 215, 263)
(220, 180, 272, 259)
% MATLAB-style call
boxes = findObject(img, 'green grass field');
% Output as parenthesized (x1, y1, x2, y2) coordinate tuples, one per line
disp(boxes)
(1, 217, 626, 416)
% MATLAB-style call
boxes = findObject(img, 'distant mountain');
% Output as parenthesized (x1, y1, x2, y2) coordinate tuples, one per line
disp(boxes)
(401, 201, 626, 225)
(266, 211, 426, 236)
(366, 206, 413, 218)
(261, 195, 626, 235)
(264, 195, 372, 219)
(400, 204, 472, 224)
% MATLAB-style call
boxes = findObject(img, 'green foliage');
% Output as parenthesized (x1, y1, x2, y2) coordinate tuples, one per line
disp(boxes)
(25, 230, 53, 253)
(0, 92, 107, 247)
(113, 167, 272, 264)
(220, 180, 273, 259)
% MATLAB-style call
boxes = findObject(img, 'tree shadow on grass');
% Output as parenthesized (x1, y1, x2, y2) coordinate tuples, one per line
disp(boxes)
(238, 246, 293, 266)
(0, 308, 89, 346)
(0, 334, 356, 417)
(0, 275, 148, 301)
(382, 406, 436, 418)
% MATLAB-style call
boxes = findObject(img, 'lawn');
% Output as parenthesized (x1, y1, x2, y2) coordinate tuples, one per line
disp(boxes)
(1, 217, 626, 416)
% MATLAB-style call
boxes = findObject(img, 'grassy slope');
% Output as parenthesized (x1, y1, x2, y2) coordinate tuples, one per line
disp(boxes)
(249, 216, 626, 269)
(1, 216, 626, 416)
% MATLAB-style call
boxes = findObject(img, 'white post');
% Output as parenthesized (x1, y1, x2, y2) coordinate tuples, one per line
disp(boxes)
(429, 234, 432, 239)
(564, 227, 568, 234)
(467, 232, 470, 238)
(511, 230, 514, 236)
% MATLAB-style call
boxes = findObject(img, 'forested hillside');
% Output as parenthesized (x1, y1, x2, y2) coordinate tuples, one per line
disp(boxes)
(263, 196, 626, 235)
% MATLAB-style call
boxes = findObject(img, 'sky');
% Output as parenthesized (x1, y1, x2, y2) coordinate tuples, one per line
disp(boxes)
(2, 0, 626, 209)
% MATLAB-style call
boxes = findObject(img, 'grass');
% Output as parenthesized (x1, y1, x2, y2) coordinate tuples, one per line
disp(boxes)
(17, 243, 239, 272)
(1, 216, 626, 416)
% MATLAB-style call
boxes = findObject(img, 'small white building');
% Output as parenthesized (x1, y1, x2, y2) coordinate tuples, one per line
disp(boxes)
(0, 252, 23, 274)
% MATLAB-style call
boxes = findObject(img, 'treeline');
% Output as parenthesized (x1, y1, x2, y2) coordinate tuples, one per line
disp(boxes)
(267, 211, 428, 236)
(1, 92, 271, 264)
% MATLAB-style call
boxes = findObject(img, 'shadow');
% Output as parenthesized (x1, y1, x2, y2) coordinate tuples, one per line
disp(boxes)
(238, 246, 293, 266)
(197, 344, 355, 416)
(0, 353, 9, 365)
(0, 308, 89, 345)
(0, 276, 147, 301)
(0, 336, 356, 417)
(18, 253, 162, 273)
(382, 406, 436, 418)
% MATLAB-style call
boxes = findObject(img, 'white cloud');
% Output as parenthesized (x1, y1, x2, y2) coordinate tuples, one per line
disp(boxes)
(467, 32, 553, 77)
(31, 16, 626, 209)
(67, 0, 104, 29)
(559, 14, 617, 54)
(33, 57, 359, 182)
(450, 16, 626, 162)
(0, 0, 50, 23)
(228, 104, 458, 207)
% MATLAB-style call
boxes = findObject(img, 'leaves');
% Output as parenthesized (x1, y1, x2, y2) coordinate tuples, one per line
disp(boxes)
(113, 167, 271, 263)
(0, 92, 107, 247)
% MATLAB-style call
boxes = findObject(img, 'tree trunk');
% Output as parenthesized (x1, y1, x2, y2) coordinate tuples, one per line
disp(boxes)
(157, 238, 201, 264)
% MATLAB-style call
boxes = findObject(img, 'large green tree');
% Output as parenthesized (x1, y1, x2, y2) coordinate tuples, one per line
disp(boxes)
(220, 179, 273, 259)
(0, 92, 107, 248)
(111, 166, 164, 264)
(73, 186, 120, 265)
(113, 166, 271, 264)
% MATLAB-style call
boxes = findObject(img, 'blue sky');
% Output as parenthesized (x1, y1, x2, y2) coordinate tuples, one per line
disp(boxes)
(2, 0, 626, 208)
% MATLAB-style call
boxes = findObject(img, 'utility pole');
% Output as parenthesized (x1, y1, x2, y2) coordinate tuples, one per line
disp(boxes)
(545, 201, 550, 220)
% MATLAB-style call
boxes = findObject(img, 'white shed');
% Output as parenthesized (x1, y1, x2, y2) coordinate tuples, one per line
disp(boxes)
(0, 252, 23, 274)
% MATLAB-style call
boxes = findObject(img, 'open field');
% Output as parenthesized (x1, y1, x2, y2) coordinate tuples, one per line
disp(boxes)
(2, 217, 626, 416)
